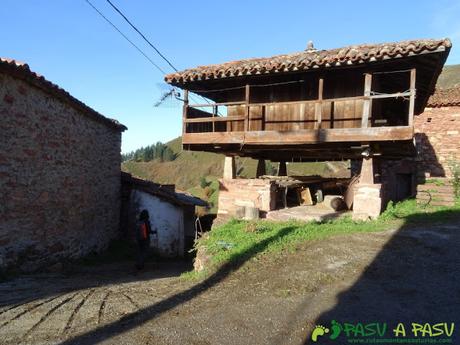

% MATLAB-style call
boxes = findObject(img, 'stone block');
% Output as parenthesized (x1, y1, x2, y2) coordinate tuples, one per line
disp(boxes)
(352, 184, 382, 220)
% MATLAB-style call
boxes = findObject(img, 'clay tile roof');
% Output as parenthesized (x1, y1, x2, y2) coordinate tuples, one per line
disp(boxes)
(121, 172, 208, 207)
(165, 38, 451, 85)
(0, 57, 127, 131)
(427, 87, 460, 107)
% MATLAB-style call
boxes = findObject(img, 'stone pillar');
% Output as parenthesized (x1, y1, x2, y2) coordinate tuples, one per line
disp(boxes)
(256, 159, 266, 178)
(278, 161, 287, 176)
(360, 157, 375, 184)
(352, 157, 383, 220)
(223, 156, 236, 180)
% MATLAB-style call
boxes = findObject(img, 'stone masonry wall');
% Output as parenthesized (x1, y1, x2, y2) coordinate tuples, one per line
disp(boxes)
(414, 106, 460, 178)
(217, 179, 277, 220)
(0, 73, 122, 271)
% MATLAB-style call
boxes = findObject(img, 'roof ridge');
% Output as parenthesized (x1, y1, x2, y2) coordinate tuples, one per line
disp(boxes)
(165, 38, 451, 84)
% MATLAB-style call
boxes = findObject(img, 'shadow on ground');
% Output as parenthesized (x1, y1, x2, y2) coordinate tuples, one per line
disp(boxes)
(300, 208, 460, 344)
(0, 257, 192, 309)
(52, 225, 299, 345)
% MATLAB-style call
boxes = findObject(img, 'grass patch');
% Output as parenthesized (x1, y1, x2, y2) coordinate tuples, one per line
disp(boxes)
(185, 198, 460, 280)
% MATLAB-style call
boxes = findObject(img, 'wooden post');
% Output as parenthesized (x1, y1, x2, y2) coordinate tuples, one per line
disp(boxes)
(223, 156, 236, 180)
(408, 68, 416, 127)
(278, 161, 287, 176)
(245, 84, 250, 132)
(182, 89, 189, 134)
(256, 159, 266, 178)
(360, 157, 375, 184)
(212, 105, 217, 132)
(361, 73, 372, 128)
(315, 78, 323, 129)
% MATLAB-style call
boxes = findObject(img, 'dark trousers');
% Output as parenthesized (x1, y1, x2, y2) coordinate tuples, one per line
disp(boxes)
(136, 239, 150, 269)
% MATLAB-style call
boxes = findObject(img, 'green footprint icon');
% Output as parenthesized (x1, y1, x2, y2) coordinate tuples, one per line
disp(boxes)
(329, 320, 342, 340)
(311, 325, 329, 342)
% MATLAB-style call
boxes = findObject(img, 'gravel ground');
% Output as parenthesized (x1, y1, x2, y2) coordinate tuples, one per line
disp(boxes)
(0, 218, 459, 345)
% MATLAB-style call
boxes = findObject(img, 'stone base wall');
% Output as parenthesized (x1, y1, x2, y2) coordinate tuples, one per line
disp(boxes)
(414, 106, 460, 178)
(0, 73, 122, 271)
(217, 179, 276, 220)
(352, 183, 382, 220)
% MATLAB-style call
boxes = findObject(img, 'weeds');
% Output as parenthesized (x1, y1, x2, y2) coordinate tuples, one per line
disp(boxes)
(186, 198, 460, 279)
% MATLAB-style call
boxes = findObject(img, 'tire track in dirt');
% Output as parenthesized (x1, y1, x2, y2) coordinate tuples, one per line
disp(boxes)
(0, 294, 63, 329)
(62, 289, 95, 335)
(122, 293, 140, 310)
(0, 301, 31, 317)
(22, 292, 79, 339)
(97, 290, 111, 325)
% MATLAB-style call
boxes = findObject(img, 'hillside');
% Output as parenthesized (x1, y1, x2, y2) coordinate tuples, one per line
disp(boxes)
(122, 137, 349, 190)
(436, 64, 460, 89)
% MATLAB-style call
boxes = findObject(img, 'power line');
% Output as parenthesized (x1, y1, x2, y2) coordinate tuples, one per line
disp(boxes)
(103, 0, 213, 106)
(105, 0, 178, 72)
(84, 0, 167, 75)
(87, 0, 212, 108)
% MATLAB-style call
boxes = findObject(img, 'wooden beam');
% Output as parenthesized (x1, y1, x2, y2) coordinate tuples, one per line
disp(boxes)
(278, 161, 287, 176)
(182, 89, 189, 135)
(361, 73, 372, 128)
(408, 68, 416, 127)
(185, 116, 245, 123)
(245, 84, 250, 132)
(256, 159, 266, 178)
(315, 78, 323, 129)
(182, 126, 414, 145)
(212, 105, 217, 132)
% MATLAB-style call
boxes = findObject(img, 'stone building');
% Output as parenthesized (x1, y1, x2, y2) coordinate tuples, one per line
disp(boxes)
(0, 58, 126, 271)
(415, 87, 460, 178)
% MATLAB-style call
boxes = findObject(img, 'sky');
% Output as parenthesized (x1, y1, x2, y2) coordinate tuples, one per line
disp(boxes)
(1, 0, 460, 153)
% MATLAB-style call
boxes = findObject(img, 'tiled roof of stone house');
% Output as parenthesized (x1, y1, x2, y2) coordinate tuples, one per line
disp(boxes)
(0, 57, 126, 131)
(165, 38, 451, 84)
(121, 172, 208, 207)
(427, 87, 460, 107)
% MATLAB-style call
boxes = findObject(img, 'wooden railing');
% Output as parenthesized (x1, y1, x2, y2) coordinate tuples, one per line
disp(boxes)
(182, 69, 416, 135)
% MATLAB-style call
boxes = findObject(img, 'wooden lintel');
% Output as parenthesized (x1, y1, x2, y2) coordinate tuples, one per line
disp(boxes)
(182, 126, 414, 145)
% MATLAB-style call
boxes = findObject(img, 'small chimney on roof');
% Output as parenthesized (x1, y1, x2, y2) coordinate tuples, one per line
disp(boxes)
(305, 40, 317, 53)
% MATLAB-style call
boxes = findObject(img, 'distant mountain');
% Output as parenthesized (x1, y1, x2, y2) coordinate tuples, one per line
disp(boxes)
(436, 64, 460, 89)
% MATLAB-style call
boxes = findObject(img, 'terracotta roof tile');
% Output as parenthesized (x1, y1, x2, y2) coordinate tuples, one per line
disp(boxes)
(165, 38, 451, 84)
(121, 172, 208, 207)
(427, 87, 460, 107)
(0, 57, 127, 131)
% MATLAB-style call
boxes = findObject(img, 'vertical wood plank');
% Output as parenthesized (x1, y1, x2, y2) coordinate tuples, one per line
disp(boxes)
(315, 78, 323, 129)
(408, 68, 416, 127)
(212, 105, 217, 132)
(361, 73, 372, 128)
(182, 89, 189, 134)
(245, 84, 250, 132)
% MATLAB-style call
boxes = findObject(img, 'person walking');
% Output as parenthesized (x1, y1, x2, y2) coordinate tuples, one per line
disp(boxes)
(136, 209, 153, 270)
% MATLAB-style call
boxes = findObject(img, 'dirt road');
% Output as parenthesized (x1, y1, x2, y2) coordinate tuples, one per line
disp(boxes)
(0, 219, 459, 345)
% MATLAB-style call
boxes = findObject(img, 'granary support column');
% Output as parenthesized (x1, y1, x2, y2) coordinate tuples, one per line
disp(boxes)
(223, 156, 236, 180)
(278, 161, 287, 176)
(352, 156, 383, 220)
(256, 159, 266, 178)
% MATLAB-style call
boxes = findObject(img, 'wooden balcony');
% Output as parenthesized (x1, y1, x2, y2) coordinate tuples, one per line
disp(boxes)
(181, 70, 417, 159)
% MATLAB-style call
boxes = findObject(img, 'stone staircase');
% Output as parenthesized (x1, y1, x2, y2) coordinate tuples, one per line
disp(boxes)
(416, 179, 456, 207)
